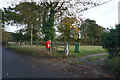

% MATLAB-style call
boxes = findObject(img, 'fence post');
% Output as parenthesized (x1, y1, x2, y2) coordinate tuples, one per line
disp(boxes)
(65, 43, 69, 56)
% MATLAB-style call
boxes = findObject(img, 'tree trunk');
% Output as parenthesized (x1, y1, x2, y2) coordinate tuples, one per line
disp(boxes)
(92, 36, 94, 46)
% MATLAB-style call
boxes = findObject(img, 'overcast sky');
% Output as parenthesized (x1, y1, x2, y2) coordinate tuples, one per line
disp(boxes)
(0, 0, 120, 32)
(82, 0, 119, 29)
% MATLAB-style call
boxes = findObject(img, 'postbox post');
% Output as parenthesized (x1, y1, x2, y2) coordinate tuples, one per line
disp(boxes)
(49, 40, 52, 53)
(45, 40, 51, 53)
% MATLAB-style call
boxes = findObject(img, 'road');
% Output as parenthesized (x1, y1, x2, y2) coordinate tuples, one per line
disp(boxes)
(2, 47, 72, 78)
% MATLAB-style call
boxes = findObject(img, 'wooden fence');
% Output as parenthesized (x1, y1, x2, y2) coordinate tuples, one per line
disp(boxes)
(8, 41, 66, 52)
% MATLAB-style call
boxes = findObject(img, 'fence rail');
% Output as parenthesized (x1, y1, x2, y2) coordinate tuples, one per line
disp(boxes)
(8, 41, 67, 52)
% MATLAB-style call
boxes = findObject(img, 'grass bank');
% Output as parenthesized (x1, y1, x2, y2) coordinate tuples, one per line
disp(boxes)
(8, 45, 106, 59)
(8, 45, 65, 58)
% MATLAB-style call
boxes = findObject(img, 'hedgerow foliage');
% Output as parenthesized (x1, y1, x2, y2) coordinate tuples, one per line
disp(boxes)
(101, 24, 120, 59)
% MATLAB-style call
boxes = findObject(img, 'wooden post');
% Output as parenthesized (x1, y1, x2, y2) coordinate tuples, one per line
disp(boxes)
(65, 43, 69, 56)
(50, 46, 52, 52)
(49, 40, 52, 53)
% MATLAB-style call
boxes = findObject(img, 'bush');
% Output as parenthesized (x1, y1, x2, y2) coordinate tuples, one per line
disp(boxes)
(101, 24, 120, 58)
(104, 57, 120, 76)
(2, 42, 11, 46)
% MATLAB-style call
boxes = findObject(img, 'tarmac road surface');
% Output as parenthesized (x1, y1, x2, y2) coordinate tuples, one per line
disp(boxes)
(2, 47, 73, 78)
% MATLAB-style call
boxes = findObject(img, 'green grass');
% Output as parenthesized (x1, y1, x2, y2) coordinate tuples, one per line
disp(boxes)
(9, 45, 49, 57)
(57, 46, 65, 50)
(58, 46, 106, 58)
(9, 45, 106, 59)
(21, 45, 45, 48)
(9, 45, 65, 58)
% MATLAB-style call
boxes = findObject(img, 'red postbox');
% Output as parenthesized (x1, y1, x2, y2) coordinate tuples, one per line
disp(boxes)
(45, 41, 50, 48)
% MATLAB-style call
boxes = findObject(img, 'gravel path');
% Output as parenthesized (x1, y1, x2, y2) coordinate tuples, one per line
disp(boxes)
(81, 53, 108, 59)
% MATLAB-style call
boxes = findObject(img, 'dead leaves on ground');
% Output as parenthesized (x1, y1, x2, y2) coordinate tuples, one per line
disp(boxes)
(64, 68, 68, 72)
(32, 65, 35, 68)
(6, 72, 8, 76)
(104, 74, 111, 78)
(115, 72, 118, 74)
(79, 72, 83, 74)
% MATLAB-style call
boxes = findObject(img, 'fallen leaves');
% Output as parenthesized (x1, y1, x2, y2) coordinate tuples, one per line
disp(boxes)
(62, 59, 65, 61)
(94, 76, 98, 78)
(54, 64, 58, 66)
(52, 69, 56, 71)
(87, 76, 90, 78)
(69, 72, 72, 74)
(104, 74, 111, 78)
(79, 72, 82, 74)
(115, 72, 118, 74)
(81, 67, 86, 70)
(58, 58, 62, 60)
(64, 68, 68, 72)
(32, 65, 35, 68)
(104, 70, 107, 73)
(50, 58, 58, 63)
(66, 64, 69, 66)
(6, 72, 8, 76)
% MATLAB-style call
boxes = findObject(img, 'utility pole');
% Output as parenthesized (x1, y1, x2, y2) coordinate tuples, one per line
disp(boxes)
(31, 25, 33, 45)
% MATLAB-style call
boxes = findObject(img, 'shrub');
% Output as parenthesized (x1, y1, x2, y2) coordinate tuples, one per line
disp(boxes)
(101, 24, 120, 59)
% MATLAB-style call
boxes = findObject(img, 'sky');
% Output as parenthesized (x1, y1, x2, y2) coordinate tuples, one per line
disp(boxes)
(82, 0, 119, 29)
(0, 0, 120, 32)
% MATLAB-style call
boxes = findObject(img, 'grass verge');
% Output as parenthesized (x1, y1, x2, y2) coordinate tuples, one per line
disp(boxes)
(8, 45, 66, 58)
(8, 45, 106, 60)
